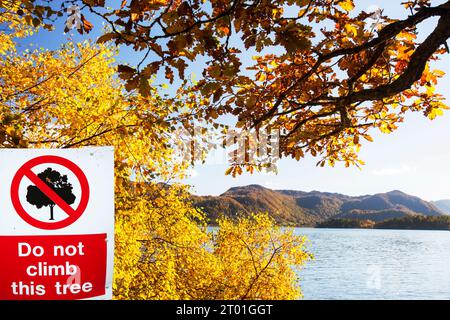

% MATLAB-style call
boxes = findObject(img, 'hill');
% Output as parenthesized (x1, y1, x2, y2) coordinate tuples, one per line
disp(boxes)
(432, 200, 450, 215)
(192, 185, 445, 226)
(194, 185, 315, 225)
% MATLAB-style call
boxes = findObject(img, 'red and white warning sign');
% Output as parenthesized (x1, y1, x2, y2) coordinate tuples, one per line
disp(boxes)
(0, 147, 114, 300)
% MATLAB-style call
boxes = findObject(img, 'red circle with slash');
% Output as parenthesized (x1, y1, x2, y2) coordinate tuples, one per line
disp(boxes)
(11, 155, 89, 230)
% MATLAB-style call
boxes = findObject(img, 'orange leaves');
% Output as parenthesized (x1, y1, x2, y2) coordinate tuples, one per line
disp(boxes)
(225, 165, 243, 177)
(397, 30, 417, 42)
(420, 65, 446, 86)
(10, 0, 450, 172)
(218, 26, 230, 36)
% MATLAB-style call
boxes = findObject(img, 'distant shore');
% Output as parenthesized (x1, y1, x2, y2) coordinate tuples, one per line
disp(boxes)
(207, 215, 450, 231)
(315, 215, 450, 231)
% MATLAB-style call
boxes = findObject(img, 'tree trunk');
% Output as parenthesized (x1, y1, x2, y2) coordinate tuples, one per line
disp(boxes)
(49, 205, 55, 221)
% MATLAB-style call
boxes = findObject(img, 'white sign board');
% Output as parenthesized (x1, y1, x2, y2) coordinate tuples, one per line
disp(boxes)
(0, 147, 114, 300)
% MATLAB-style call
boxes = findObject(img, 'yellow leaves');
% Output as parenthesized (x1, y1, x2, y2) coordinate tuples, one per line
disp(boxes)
(272, 7, 283, 19)
(433, 69, 446, 78)
(427, 102, 448, 120)
(10, 0, 450, 299)
(214, 213, 310, 299)
(379, 123, 391, 134)
(130, 13, 140, 22)
(422, 68, 446, 86)
(0, 5, 36, 55)
(225, 167, 233, 175)
(425, 84, 435, 96)
(5, 126, 16, 136)
(0, 36, 218, 300)
(344, 23, 358, 37)
(338, 0, 355, 12)
(257, 72, 267, 82)
(397, 30, 417, 42)
(286, 139, 296, 149)
(419, 63, 446, 87)
(0, 36, 15, 55)
(427, 107, 444, 120)
(269, 60, 278, 68)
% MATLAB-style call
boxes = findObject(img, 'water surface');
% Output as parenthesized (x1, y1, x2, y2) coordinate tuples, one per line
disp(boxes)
(296, 228, 450, 299)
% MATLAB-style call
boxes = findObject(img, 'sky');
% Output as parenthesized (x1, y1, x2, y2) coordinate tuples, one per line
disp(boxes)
(15, 0, 450, 201)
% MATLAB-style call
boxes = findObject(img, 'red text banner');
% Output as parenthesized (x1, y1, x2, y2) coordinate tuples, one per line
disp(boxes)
(0, 234, 107, 300)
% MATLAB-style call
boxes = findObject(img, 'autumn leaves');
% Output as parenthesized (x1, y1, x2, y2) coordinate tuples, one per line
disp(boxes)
(6, 0, 450, 173)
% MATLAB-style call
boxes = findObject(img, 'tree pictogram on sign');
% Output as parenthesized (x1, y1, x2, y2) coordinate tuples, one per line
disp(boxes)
(11, 155, 90, 230)
(26, 168, 76, 221)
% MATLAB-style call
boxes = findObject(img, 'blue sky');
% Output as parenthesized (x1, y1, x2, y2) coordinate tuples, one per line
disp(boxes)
(17, 0, 450, 200)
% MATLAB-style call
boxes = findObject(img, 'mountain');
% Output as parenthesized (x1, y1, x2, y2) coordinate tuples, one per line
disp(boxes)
(432, 200, 450, 215)
(192, 185, 445, 226)
(194, 185, 315, 225)
(333, 190, 442, 222)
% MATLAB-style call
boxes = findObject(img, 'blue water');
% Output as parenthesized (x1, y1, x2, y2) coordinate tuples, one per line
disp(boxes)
(296, 228, 450, 300)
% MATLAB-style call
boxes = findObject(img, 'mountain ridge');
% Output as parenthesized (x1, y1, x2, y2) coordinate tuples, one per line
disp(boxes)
(432, 199, 450, 215)
(192, 185, 445, 226)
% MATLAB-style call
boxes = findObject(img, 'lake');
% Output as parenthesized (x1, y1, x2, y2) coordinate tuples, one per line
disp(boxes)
(296, 228, 450, 300)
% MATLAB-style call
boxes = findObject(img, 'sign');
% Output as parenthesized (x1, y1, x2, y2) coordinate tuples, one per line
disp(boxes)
(11, 155, 90, 230)
(0, 147, 114, 300)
